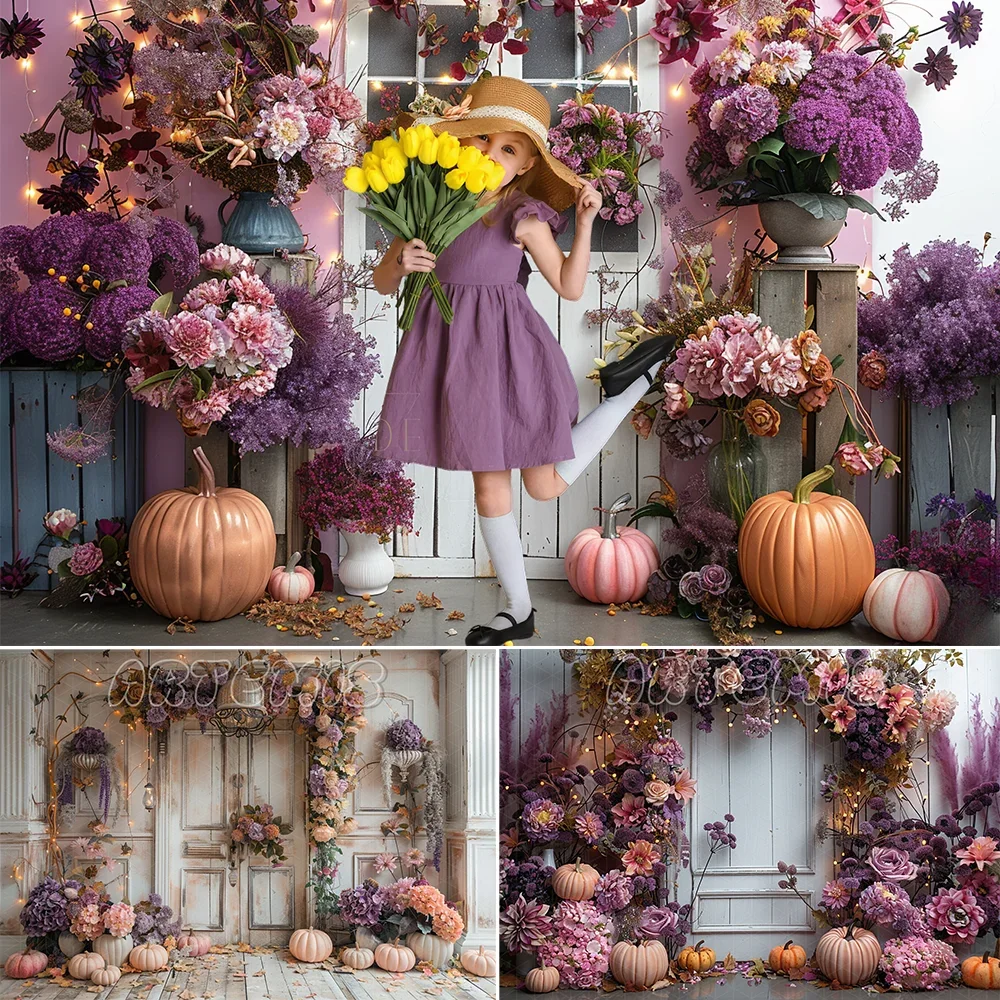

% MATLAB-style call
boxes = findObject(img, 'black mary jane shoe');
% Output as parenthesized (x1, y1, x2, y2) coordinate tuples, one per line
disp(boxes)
(465, 609, 535, 646)
(599, 335, 675, 398)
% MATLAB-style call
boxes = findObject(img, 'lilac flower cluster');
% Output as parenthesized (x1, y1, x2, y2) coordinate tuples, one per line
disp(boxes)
(859, 240, 1000, 409)
(500, 856, 555, 908)
(19, 877, 73, 937)
(1, 214, 198, 364)
(593, 870, 633, 913)
(336, 879, 384, 927)
(843, 705, 896, 768)
(386, 718, 424, 751)
(548, 98, 663, 226)
(130, 894, 180, 945)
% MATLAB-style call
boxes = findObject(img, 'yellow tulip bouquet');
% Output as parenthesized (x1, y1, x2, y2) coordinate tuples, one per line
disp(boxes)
(344, 125, 505, 331)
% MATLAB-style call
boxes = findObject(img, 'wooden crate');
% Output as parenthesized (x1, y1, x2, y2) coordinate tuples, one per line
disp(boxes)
(183, 253, 318, 565)
(902, 376, 998, 534)
(1, 368, 142, 589)
(753, 263, 859, 499)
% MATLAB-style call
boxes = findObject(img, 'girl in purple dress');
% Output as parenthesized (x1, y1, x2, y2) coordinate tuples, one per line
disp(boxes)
(374, 77, 671, 645)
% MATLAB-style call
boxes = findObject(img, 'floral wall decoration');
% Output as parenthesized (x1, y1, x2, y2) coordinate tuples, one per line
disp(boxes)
(500, 648, 998, 990)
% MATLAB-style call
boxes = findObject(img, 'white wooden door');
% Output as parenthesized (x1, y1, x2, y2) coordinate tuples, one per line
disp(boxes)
(164, 719, 306, 945)
(343, 1, 662, 578)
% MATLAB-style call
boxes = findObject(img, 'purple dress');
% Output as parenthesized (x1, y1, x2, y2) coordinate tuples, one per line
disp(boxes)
(376, 193, 579, 472)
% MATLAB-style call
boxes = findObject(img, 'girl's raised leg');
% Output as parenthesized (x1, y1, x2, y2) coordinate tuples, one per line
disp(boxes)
(466, 470, 535, 645)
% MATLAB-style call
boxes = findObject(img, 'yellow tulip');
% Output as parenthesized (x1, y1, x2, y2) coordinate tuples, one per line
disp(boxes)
(400, 128, 421, 158)
(372, 137, 391, 157)
(382, 154, 406, 184)
(437, 142, 460, 169)
(416, 124, 435, 141)
(362, 151, 382, 172)
(365, 166, 389, 192)
(343, 166, 369, 193)
(465, 169, 487, 193)
(444, 168, 468, 190)
(418, 137, 439, 165)
(484, 162, 506, 191)
(457, 145, 484, 171)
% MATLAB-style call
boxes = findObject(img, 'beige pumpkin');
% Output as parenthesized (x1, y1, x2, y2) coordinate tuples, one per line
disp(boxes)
(289, 927, 333, 963)
(177, 931, 212, 957)
(405, 931, 454, 969)
(58, 932, 86, 958)
(128, 446, 276, 621)
(552, 860, 600, 901)
(677, 940, 716, 973)
(610, 939, 669, 988)
(460, 946, 498, 978)
(68, 952, 106, 980)
(814, 926, 880, 986)
(340, 946, 375, 970)
(524, 961, 560, 993)
(92, 965, 122, 987)
(374, 940, 416, 973)
(93, 933, 133, 969)
(769, 939, 808, 973)
(128, 942, 168, 972)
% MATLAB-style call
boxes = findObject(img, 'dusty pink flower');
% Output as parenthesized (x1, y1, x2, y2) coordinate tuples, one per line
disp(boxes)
(869, 846, 917, 882)
(373, 852, 397, 874)
(200, 244, 254, 276)
(229, 272, 276, 309)
(878, 684, 917, 720)
(663, 381, 692, 418)
(165, 311, 223, 369)
(848, 665, 886, 705)
(921, 690, 958, 730)
(925, 886, 986, 943)
(666, 768, 697, 803)
(714, 662, 744, 695)
(672, 329, 727, 399)
(835, 441, 873, 476)
(575, 811, 606, 844)
(955, 837, 1000, 871)
(182, 278, 229, 309)
(611, 793, 648, 827)
(69, 542, 103, 577)
(887, 704, 921, 741)
(622, 840, 661, 876)
(44, 508, 78, 539)
(821, 697, 856, 734)
(815, 657, 848, 696)
(755, 333, 805, 396)
(719, 332, 762, 398)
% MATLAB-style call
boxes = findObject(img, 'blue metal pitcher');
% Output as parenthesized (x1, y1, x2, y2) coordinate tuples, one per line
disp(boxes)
(218, 191, 305, 255)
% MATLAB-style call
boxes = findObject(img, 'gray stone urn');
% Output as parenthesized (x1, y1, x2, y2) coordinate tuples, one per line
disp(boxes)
(758, 200, 845, 264)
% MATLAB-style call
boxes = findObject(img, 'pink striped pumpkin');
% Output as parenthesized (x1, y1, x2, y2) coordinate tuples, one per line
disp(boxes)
(610, 940, 669, 989)
(565, 495, 659, 605)
(863, 568, 950, 642)
(815, 927, 881, 986)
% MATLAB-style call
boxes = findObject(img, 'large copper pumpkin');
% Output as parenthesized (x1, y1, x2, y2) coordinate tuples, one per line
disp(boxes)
(129, 447, 275, 621)
(738, 465, 874, 628)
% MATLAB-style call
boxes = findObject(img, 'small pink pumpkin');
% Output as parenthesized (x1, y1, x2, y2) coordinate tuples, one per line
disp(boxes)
(268, 551, 315, 603)
(565, 493, 659, 604)
(863, 568, 950, 642)
(5, 948, 47, 979)
(177, 931, 212, 957)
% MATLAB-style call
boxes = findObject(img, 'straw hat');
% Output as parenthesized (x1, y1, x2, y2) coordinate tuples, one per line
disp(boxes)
(399, 76, 585, 212)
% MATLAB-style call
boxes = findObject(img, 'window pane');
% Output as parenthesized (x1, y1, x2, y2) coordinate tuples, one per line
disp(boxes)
(594, 83, 634, 112)
(366, 81, 417, 123)
(521, 4, 576, 80)
(368, 10, 417, 77)
(582, 11, 637, 75)
(554, 212, 638, 253)
(424, 6, 478, 78)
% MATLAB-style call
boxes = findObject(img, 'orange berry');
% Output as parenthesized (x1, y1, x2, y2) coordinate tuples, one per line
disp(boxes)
(58, 275, 67, 283)
(82, 264, 90, 272)
(47, 267, 55, 276)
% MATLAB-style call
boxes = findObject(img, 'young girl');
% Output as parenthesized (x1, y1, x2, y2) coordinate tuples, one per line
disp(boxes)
(374, 76, 671, 645)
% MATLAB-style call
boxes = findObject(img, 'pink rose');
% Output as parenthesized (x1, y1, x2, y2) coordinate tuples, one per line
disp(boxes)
(663, 381, 691, 419)
(834, 441, 873, 477)
(643, 780, 671, 805)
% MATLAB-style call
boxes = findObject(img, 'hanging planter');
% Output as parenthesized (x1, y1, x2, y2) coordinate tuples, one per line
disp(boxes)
(380, 719, 426, 807)
(55, 727, 121, 824)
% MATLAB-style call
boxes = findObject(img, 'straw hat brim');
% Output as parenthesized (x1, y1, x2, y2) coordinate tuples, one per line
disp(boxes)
(397, 111, 584, 213)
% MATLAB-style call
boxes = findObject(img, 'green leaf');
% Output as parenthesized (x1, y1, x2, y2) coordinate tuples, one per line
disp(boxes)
(150, 291, 173, 315)
(768, 191, 849, 220)
(132, 367, 181, 392)
(755, 135, 785, 156)
(804, 305, 815, 330)
(98, 534, 117, 562)
(842, 193, 886, 221)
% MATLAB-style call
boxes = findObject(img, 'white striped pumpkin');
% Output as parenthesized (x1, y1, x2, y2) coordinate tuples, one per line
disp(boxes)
(815, 926, 881, 986)
(610, 940, 669, 988)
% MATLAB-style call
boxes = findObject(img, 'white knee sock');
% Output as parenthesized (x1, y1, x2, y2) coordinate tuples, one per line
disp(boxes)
(554, 361, 661, 487)
(478, 511, 532, 627)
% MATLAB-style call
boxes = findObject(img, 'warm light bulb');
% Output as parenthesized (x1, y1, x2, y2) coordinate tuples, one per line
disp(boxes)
(143, 782, 155, 811)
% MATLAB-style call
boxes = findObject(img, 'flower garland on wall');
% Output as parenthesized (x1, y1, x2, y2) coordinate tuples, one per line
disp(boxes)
(499, 648, 997, 991)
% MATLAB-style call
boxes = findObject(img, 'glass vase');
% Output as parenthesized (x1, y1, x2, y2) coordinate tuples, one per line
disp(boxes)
(706, 411, 767, 525)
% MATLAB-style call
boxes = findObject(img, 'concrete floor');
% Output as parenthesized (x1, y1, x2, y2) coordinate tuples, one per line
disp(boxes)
(2, 577, 997, 647)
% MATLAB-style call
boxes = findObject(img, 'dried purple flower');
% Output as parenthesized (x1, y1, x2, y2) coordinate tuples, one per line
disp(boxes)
(914, 46, 958, 91)
(941, 2, 983, 48)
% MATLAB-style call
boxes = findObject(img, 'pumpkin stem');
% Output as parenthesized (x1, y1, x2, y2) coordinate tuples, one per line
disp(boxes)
(605, 493, 632, 538)
(792, 465, 835, 503)
(784, 941, 793, 949)
(285, 552, 302, 572)
(694, 941, 705, 951)
(192, 447, 217, 498)
(994, 940, 1000, 959)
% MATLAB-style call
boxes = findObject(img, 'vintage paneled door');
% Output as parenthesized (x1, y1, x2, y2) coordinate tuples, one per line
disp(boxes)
(164, 719, 307, 945)
(343, 0, 661, 578)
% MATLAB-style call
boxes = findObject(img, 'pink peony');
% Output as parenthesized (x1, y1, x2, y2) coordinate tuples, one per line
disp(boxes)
(69, 542, 103, 577)
(921, 690, 958, 730)
(165, 311, 223, 369)
(229, 272, 276, 309)
(672, 328, 727, 399)
(44, 508, 78, 539)
(719, 331, 762, 398)
(313, 81, 363, 120)
(821, 696, 856, 734)
(848, 665, 886, 705)
(256, 100, 310, 162)
(755, 331, 805, 396)
(815, 657, 848, 696)
(835, 441, 873, 476)
(925, 886, 986, 943)
(200, 244, 254, 277)
(182, 278, 230, 310)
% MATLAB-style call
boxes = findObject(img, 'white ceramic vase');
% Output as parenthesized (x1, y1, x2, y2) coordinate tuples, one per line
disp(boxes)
(93, 933, 132, 968)
(355, 927, 379, 951)
(58, 932, 86, 958)
(338, 531, 394, 596)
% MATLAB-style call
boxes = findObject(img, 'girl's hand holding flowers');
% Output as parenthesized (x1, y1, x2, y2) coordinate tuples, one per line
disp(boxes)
(575, 181, 602, 225)
(396, 238, 437, 275)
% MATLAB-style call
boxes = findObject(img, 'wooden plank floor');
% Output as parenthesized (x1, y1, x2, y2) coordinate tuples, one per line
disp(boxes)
(0, 951, 497, 1000)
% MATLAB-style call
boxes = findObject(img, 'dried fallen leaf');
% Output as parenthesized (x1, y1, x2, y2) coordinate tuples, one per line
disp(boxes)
(398, 603, 416, 613)
(166, 615, 197, 634)
(445, 609, 465, 620)
(723, 953, 736, 971)
(180, 991, 197, 999)
(415, 590, 443, 609)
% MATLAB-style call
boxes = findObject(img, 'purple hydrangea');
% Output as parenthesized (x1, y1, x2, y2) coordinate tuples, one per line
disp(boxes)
(71, 726, 110, 754)
(19, 876, 71, 935)
(593, 870, 633, 913)
(714, 84, 779, 143)
(308, 764, 327, 797)
(837, 117, 892, 192)
(337, 879, 384, 927)
(385, 718, 423, 751)
(784, 96, 850, 154)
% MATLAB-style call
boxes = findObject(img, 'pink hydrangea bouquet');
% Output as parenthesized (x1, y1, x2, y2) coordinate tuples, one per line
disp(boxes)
(230, 803, 292, 864)
(102, 902, 136, 938)
(124, 245, 294, 434)
(548, 94, 664, 226)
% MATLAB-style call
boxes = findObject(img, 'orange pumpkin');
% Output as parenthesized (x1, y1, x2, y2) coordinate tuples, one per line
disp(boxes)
(610, 939, 669, 988)
(962, 942, 1000, 990)
(814, 926, 880, 986)
(524, 960, 560, 993)
(677, 940, 715, 973)
(769, 940, 807, 973)
(552, 860, 600, 901)
(738, 465, 874, 628)
(129, 446, 275, 621)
